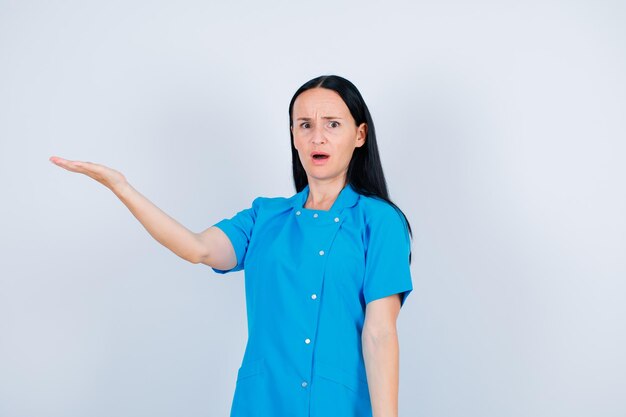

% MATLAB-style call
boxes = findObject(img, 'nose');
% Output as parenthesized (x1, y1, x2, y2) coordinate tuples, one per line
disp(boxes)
(310, 124, 326, 144)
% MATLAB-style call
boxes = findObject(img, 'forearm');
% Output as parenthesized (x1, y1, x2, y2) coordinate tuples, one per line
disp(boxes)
(362, 328, 400, 417)
(112, 181, 201, 263)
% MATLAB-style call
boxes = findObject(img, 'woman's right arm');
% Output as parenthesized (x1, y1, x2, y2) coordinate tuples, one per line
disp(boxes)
(50, 156, 237, 270)
(114, 182, 237, 269)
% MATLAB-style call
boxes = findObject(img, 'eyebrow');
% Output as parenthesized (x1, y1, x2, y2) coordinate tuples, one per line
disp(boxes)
(296, 116, 343, 121)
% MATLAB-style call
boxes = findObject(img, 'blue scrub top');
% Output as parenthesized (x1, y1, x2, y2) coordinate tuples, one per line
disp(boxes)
(212, 182, 413, 417)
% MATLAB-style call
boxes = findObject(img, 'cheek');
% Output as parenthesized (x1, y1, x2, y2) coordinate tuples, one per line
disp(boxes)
(292, 137, 302, 151)
(338, 141, 356, 160)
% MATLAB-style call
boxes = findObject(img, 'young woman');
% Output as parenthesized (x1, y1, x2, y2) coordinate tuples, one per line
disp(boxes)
(50, 74, 413, 417)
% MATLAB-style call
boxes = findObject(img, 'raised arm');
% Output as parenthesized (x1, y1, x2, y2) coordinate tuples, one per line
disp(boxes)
(49, 156, 236, 270)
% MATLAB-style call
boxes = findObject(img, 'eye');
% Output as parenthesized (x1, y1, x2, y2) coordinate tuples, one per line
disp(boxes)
(329, 121, 340, 128)
(300, 122, 310, 128)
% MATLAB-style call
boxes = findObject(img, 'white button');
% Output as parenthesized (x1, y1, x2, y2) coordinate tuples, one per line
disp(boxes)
(334, 217, 339, 222)
(296, 210, 301, 216)
(319, 250, 325, 256)
(305, 338, 311, 344)
(301, 381, 308, 388)
(311, 294, 317, 300)
(313, 213, 318, 218)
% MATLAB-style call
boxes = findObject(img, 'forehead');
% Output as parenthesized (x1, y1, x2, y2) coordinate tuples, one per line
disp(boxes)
(292, 87, 351, 117)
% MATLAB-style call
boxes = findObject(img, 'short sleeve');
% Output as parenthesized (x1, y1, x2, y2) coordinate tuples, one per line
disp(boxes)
(210, 197, 261, 274)
(363, 203, 413, 308)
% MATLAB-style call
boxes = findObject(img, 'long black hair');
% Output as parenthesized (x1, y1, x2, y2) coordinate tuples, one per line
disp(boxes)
(288, 74, 413, 264)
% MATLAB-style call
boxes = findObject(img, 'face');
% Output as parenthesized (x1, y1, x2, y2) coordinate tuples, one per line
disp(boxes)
(291, 87, 367, 185)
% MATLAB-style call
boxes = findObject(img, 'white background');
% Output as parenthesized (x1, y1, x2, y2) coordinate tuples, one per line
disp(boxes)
(1, 0, 624, 416)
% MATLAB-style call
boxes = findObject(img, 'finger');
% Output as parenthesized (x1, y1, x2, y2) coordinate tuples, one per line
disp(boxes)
(49, 156, 66, 165)
(50, 157, 94, 174)
(66, 160, 97, 174)
(50, 156, 79, 167)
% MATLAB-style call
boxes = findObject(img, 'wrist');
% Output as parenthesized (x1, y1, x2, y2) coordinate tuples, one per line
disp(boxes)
(111, 181, 132, 199)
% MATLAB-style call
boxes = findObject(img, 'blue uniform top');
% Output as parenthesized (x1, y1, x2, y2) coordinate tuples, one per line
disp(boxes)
(211, 182, 413, 417)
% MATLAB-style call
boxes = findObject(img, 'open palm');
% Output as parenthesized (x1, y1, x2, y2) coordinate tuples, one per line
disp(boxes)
(49, 156, 127, 191)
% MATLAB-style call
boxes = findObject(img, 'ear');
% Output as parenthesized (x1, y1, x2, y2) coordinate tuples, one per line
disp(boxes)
(355, 123, 367, 148)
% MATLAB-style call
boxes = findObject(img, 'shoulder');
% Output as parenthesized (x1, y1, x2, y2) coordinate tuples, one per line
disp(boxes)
(356, 194, 410, 245)
(358, 194, 406, 227)
(248, 193, 297, 213)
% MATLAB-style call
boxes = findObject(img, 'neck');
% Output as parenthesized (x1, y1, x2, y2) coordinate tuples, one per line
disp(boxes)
(305, 177, 347, 211)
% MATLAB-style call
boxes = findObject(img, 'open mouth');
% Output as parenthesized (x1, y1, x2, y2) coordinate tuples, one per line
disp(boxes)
(311, 152, 330, 160)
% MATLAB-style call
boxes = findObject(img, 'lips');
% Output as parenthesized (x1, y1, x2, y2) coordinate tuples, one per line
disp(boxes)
(310, 151, 330, 165)
(310, 151, 330, 159)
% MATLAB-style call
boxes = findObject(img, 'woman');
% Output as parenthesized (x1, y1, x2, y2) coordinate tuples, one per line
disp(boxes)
(50, 74, 413, 417)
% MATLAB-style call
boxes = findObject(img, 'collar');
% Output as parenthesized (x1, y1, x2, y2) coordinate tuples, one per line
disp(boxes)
(291, 182, 360, 213)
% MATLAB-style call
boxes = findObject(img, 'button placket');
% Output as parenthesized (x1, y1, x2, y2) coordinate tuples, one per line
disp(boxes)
(296, 207, 346, 393)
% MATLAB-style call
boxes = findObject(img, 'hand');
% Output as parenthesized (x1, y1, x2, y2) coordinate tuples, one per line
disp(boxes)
(49, 156, 128, 192)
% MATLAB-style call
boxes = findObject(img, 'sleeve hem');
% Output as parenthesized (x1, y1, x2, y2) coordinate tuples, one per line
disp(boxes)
(210, 222, 245, 274)
(364, 287, 413, 308)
